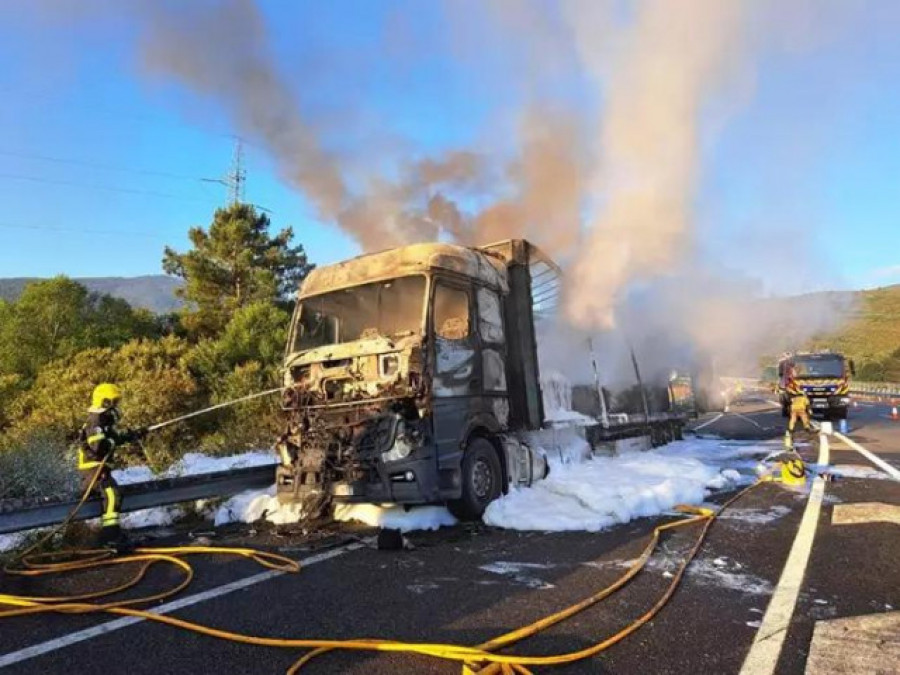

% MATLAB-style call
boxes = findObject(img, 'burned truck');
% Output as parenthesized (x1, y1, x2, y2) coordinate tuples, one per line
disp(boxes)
(275, 239, 684, 518)
(276, 240, 551, 518)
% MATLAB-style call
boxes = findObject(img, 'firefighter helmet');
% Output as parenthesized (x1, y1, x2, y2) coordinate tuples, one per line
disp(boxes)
(91, 383, 122, 411)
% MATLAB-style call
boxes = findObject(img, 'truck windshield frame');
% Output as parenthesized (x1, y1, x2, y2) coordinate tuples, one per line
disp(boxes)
(792, 356, 845, 378)
(291, 275, 427, 353)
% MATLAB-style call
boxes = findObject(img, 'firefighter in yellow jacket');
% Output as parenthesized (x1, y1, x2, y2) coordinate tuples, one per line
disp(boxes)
(784, 389, 812, 449)
(78, 383, 147, 548)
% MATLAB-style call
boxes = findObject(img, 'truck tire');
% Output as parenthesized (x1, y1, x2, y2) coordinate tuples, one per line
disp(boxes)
(449, 437, 503, 521)
(781, 399, 789, 418)
(663, 424, 674, 444)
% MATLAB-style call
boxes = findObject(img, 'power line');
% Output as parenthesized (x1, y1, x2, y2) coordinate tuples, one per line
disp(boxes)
(203, 137, 248, 206)
(0, 222, 162, 238)
(202, 137, 272, 212)
(0, 87, 237, 138)
(0, 171, 216, 202)
(0, 148, 201, 181)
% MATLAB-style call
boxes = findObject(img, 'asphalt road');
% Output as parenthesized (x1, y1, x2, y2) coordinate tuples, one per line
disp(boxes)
(1, 395, 898, 674)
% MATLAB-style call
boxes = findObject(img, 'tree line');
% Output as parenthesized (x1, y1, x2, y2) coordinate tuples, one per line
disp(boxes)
(0, 204, 310, 498)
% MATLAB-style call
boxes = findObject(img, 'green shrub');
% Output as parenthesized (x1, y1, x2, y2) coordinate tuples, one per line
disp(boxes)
(5, 336, 202, 470)
(197, 361, 283, 456)
(0, 277, 159, 384)
(0, 295, 292, 496)
(0, 429, 78, 501)
(0, 373, 23, 431)
(188, 301, 289, 384)
(187, 301, 288, 456)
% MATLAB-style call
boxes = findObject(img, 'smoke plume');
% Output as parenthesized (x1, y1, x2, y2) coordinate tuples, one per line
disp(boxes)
(472, 109, 588, 256)
(562, 0, 748, 329)
(137, 0, 348, 221)
(135, 1, 595, 258)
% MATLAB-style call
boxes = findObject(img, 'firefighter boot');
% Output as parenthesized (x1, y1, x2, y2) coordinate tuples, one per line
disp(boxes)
(110, 536, 135, 555)
(97, 524, 122, 547)
(98, 525, 133, 554)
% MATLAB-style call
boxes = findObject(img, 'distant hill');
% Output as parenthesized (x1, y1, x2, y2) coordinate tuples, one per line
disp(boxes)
(753, 283, 900, 380)
(806, 283, 900, 380)
(0, 275, 182, 313)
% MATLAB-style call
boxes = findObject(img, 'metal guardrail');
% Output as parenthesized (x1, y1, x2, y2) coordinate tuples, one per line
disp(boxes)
(0, 463, 276, 536)
(733, 378, 900, 399)
(849, 381, 900, 397)
(720, 376, 761, 389)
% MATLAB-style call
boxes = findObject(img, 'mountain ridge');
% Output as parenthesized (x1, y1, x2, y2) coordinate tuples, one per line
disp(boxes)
(0, 275, 182, 313)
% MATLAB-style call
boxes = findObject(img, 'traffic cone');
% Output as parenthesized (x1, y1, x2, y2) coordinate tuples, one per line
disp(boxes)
(891, 406, 899, 421)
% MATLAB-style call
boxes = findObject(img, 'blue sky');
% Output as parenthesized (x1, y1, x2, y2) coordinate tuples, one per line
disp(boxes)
(0, 1, 897, 293)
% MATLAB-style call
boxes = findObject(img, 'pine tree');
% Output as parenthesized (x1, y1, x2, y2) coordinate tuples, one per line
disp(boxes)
(162, 203, 313, 336)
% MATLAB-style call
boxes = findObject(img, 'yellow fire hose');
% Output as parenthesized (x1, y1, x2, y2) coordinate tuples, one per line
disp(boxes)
(1, 461, 300, 607)
(1, 460, 767, 673)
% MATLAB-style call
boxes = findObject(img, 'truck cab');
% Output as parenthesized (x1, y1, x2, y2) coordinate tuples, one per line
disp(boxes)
(276, 240, 550, 518)
(777, 351, 855, 420)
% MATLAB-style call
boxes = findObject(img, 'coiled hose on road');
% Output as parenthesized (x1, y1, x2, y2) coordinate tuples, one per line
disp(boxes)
(1, 456, 768, 674)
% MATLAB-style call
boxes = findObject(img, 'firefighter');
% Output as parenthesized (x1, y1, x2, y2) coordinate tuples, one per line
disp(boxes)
(785, 388, 812, 447)
(78, 383, 147, 549)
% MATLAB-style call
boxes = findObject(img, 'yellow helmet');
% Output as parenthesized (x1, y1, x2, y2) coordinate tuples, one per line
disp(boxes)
(91, 383, 122, 411)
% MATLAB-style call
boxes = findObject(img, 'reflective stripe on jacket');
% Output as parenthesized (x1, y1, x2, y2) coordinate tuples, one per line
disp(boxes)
(78, 408, 121, 470)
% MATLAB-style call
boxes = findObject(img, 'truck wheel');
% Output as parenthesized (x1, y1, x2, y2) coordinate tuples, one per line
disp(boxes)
(449, 438, 503, 521)
(781, 401, 789, 418)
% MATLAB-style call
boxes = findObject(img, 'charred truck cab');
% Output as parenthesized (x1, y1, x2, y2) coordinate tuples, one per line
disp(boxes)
(276, 240, 549, 519)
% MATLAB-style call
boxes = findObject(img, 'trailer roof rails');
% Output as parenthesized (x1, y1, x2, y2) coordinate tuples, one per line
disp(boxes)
(478, 239, 563, 323)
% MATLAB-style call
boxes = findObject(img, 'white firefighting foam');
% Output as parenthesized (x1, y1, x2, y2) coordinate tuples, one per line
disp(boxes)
(483, 437, 769, 532)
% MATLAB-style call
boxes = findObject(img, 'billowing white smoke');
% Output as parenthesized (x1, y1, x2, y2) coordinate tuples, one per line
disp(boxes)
(562, 0, 748, 329)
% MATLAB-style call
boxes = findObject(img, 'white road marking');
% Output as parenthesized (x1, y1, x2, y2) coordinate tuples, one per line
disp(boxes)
(738, 433, 828, 675)
(833, 432, 900, 481)
(0, 541, 365, 668)
(694, 412, 724, 431)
